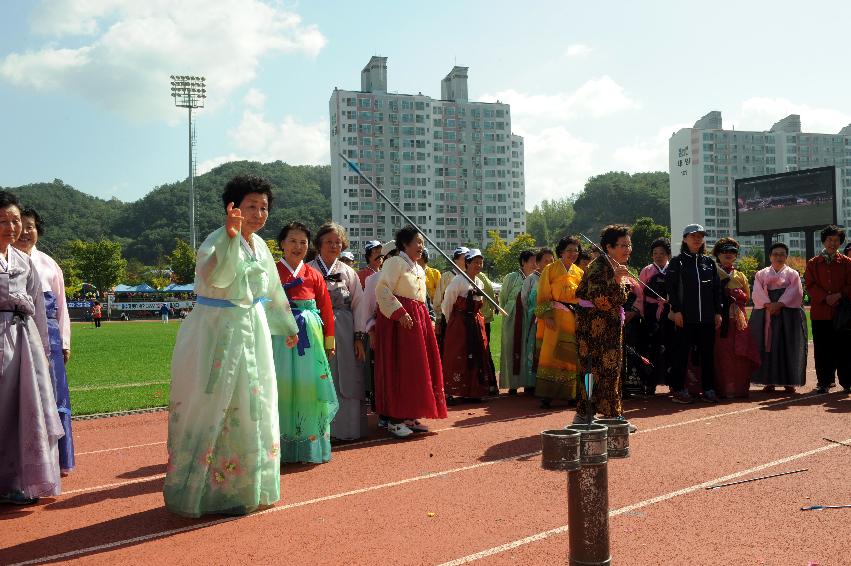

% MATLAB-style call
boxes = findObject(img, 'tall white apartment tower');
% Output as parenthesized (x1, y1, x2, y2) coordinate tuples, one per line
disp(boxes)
(670, 111, 851, 256)
(330, 56, 526, 258)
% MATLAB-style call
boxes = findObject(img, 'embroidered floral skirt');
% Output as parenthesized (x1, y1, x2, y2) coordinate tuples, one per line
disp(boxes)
(274, 299, 338, 464)
(163, 301, 282, 518)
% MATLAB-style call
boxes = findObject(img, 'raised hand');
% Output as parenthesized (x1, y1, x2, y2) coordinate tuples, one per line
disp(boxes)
(225, 202, 243, 238)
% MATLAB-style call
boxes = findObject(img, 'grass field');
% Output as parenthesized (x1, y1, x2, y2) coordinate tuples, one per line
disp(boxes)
(68, 321, 178, 415)
(68, 311, 811, 415)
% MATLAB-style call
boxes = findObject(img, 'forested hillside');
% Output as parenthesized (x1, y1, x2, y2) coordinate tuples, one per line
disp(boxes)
(5, 161, 332, 263)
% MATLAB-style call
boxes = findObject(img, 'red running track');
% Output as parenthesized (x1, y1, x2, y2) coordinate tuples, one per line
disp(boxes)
(1, 363, 850, 565)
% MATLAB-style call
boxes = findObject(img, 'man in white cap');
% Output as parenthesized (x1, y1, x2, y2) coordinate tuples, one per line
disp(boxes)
(433, 247, 470, 347)
(665, 223, 723, 404)
(339, 250, 355, 267)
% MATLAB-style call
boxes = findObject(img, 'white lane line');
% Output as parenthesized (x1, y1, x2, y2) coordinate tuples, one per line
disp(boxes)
(62, 475, 167, 496)
(70, 381, 170, 392)
(435, 436, 851, 566)
(11, 451, 541, 566)
(77, 441, 167, 457)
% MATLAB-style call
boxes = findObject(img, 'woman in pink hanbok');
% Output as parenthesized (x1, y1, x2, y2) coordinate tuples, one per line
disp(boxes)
(749, 242, 808, 391)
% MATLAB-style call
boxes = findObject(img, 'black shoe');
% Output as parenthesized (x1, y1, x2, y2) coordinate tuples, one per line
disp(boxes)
(814, 386, 829, 395)
(508, 388, 517, 396)
(843, 387, 851, 394)
(524, 387, 536, 396)
(539, 398, 552, 409)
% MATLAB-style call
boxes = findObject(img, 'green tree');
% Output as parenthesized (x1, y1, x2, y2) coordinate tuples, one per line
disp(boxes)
(265, 239, 283, 262)
(497, 233, 538, 278)
(67, 239, 127, 296)
(124, 258, 146, 285)
(169, 239, 197, 284)
(570, 171, 670, 238)
(629, 217, 671, 269)
(483, 230, 509, 279)
(736, 256, 760, 285)
(526, 197, 576, 246)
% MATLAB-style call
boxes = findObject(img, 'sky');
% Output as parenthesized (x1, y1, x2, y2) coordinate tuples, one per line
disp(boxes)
(1, 0, 850, 210)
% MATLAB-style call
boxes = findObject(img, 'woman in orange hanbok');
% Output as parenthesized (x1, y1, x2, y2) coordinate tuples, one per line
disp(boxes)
(535, 237, 584, 407)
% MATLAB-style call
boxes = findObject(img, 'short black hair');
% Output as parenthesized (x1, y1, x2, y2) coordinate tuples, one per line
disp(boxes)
(820, 224, 846, 244)
(601, 224, 631, 251)
(20, 206, 44, 236)
(221, 175, 274, 212)
(578, 249, 591, 263)
(278, 222, 311, 249)
(650, 237, 671, 257)
(536, 247, 554, 262)
(395, 225, 420, 251)
(769, 242, 789, 255)
(555, 236, 581, 257)
(518, 249, 535, 265)
(0, 190, 20, 210)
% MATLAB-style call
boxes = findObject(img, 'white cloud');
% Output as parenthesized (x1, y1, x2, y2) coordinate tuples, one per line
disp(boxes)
(611, 123, 691, 172)
(481, 77, 638, 208)
(243, 87, 266, 111)
(521, 127, 598, 206)
(482, 77, 638, 124)
(198, 104, 329, 174)
(730, 97, 851, 134)
(565, 44, 592, 57)
(2, 0, 325, 120)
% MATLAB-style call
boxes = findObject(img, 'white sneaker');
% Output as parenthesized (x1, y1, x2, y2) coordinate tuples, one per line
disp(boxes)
(387, 422, 413, 438)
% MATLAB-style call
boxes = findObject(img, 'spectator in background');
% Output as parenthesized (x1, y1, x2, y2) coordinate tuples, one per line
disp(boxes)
(750, 243, 807, 392)
(519, 248, 555, 393)
(639, 237, 673, 396)
(13, 206, 76, 476)
(0, 191, 62, 505)
(357, 240, 383, 288)
(417, 248, 442, 302)
(843, 242, 851, 258)
(339, 250, 355, 268)
(374, 226, 446, 437)
(666, 224, 723, 404)
(499, 249, 537, 395)
(711, 237, 760, 398)
(91, 301, 102, 328)
(160, 302, 170, 324)
(441, 248, 497, 403)
(804, 225, 851, 394)
(535, 237, 584, 408)
(433, 247, 469, 349)
(577, 249, 592, 272)
(309, 222, 367, 440)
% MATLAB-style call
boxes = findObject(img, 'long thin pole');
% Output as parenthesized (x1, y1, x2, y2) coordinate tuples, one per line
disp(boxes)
(340, 153, 507, 316)
(705, 468, 808, 490)
(188, 106, 196, 250)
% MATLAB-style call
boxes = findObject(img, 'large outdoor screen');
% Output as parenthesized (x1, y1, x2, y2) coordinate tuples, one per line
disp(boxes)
(735, 166, 837, 235)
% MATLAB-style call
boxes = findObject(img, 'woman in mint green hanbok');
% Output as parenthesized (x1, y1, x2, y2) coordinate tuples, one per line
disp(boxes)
(273, 222, 338, 463)
(499, 250, 537, 393)
(519, 248, 555, 389)
(164, 176, 299, 518)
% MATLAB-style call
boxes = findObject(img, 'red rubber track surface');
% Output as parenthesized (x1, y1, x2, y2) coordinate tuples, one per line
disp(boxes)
(1, 355, 849, 566)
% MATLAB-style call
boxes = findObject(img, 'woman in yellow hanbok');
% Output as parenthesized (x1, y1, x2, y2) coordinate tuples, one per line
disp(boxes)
(535, 237, 584, 407)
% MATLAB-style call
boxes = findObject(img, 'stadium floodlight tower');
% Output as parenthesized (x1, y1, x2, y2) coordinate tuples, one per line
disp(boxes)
(170, 75, 206, 250)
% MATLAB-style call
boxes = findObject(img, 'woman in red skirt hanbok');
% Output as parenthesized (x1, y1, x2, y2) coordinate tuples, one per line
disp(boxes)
(373, 226, 447, 438)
